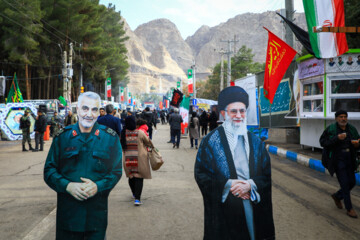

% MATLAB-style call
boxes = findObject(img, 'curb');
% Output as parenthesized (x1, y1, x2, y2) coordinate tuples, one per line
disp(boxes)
(266, 145, 360, 186)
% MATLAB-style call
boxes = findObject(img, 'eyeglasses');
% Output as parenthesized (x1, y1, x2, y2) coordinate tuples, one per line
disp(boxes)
(228, 108, 246, 115)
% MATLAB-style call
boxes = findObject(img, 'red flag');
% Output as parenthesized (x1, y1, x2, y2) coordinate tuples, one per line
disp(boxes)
(264, 27, 297, 104)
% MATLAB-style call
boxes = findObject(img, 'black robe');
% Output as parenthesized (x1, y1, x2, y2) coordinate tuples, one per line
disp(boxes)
(195, 126, 275, 240)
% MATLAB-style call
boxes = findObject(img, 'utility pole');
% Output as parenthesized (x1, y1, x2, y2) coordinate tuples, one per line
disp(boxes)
(68, 42, 73, 102)
(285, 0, 294, 48)
(221, 39, 238, 87)
(62, 50, 67, 100)
(79, 43, 83, 94)
(192, 60, 196, 99)
(215, 48, 226, 91)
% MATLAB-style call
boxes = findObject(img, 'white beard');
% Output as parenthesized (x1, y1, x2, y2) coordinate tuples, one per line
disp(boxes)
(224, 112, 247, 136)
(79, 116, 96, 129)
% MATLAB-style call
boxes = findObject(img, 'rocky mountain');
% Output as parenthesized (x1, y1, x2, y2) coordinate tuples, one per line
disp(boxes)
(186, 11, 307, 73)
(123, 19, 187, 94)
(123, 11, 307, 94)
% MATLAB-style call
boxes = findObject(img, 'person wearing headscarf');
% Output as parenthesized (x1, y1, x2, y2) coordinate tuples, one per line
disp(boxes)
(121, 115, 152, 206)
(189, 111, 200, 149)
(195, 86, 275, 240)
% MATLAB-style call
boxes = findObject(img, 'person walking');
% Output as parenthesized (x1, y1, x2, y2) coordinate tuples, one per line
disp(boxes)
(141, 107, 156, 140)
(44, 91, 122, 239)
(320, 110, 360, 218)
(121, 116, 152, 206)
(97, 104, 122, 137)
(189, 112, 200, 149)
(32, 110, 47, 152)
(200, 110, 209, 136)
(20, 109, 34, 151)
(169, 108, 183, 149)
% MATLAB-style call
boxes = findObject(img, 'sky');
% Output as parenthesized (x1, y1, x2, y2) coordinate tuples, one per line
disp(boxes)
(99, 0, 304, 39)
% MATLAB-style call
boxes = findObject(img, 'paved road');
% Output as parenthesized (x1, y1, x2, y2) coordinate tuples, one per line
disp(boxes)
(0, 124, 359, 240)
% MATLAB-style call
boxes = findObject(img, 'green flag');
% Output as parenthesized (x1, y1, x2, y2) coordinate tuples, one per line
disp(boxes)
(6, 73, 23, 103)
(58, 96, 67, 106)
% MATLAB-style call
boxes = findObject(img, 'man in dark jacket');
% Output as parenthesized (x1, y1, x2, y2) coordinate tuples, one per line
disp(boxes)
(169, 108, 183, 148)
(320, 110, 360, 218)
(141, 107, 156, 139)
(97, 104, 122, 137)
(33, 110, 47, 152)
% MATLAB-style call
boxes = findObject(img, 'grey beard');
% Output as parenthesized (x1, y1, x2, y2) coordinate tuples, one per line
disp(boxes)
(224, 112, 247, 136)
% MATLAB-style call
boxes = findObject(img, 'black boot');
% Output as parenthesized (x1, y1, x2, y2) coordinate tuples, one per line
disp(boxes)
(28, 143, 34, 151)
(39, 144, 43, 151)
(22, 145, 28, 152)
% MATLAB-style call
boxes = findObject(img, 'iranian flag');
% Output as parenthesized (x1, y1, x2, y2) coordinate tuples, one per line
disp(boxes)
(179, 96, 190, 135)
(303, 0, 348, 58)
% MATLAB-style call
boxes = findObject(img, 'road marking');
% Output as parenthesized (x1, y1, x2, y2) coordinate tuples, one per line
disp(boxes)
(23, 208, 56, 240)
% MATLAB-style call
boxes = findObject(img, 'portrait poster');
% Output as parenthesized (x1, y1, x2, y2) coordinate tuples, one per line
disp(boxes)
(234, 75, 258, 126)
(326, 54, 360, 73)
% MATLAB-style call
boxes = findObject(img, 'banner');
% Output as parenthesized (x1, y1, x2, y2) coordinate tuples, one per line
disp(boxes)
(120, 87, 124, 102)
(170, 89, 183, 108)
(303, 0, 348, 58)
(6, 74, 23, 103)
(187, 69, 193, 94)
(180, 96, 190, 134)
(106, 78, 111, 98)
(264, 27, 297, 104)
(298, 58, 325, 79)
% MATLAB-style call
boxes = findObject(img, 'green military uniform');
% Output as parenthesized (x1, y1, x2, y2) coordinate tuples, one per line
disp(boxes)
(51, 115, 61, 136)
(20, 111, 33, 151)
(44, 122, 122, 234)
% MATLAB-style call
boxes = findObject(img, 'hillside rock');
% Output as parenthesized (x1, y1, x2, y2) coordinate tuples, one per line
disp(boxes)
(134, 19, 194, 72)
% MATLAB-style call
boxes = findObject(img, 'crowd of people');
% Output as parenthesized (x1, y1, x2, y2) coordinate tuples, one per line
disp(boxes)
(20, 86, 359, 240)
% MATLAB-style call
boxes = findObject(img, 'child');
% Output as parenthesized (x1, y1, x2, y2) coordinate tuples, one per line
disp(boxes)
(136, 118, 149, 137)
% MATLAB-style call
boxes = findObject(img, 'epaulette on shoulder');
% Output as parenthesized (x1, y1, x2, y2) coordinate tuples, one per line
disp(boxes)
(104, 127, 116, 137)
(54, 128, 67, 138)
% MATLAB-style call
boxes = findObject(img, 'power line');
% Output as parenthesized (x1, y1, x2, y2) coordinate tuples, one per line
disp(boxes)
(0, 61, 62, 68)
(0, 12, 61, 46)
(4, 74, 62, 81)
(2, 0, 66, 43)
(11, 0, 79, 45)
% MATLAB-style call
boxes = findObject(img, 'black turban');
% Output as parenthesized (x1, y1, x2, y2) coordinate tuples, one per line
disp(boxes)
(218, 86, 249, 111)
(335, 110, 348, 118)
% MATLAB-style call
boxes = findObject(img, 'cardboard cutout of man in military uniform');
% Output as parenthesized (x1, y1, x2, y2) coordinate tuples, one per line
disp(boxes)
(195, 86, 275, 240)
(44, 91, 122, 239)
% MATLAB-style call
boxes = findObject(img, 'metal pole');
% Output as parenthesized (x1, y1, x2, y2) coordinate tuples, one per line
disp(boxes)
(285, 0, 294, 48)
(62, 50, 67, 100)
(79, 43, 83, 93)
(193, 60, 196, 99)
(220, 54, 224, 91)
(227, 40, 231, 87)
(68, 42, 73, 102)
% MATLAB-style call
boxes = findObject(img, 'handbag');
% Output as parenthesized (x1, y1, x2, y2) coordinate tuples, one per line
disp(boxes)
(148, 141, 164, 171)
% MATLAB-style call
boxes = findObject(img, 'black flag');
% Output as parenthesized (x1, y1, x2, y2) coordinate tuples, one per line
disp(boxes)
(170, 89, 183, 108)
(276, 13, 319, 59)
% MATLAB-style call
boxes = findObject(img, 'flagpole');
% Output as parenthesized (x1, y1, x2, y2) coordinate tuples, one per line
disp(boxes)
(269, 103, 272, 129)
